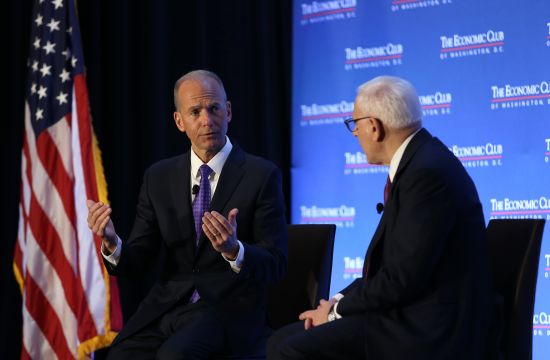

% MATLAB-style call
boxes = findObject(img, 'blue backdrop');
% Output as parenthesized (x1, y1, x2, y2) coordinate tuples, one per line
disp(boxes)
(291, 0, 550, 357)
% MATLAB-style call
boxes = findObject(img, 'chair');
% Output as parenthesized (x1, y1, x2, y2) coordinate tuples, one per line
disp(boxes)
(486, 219, 545, 360)
(215, 224, 336, 359)
(266, 224, 336, 329)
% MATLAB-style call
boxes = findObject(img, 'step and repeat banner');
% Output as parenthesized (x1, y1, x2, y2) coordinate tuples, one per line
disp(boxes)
(291, 0, 550, 356)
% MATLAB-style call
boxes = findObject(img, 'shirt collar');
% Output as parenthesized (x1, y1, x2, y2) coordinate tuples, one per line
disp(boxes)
(388, 128, 421, 182)
(190, 136, 233, 179)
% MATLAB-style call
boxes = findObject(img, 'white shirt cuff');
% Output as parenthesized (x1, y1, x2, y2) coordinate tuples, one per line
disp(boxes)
(102, 235, 122, 266)
(222, 240, 244, 273)
(331, 293, 344, 319)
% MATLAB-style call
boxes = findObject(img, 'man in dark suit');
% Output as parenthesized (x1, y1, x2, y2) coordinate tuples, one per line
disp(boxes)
(87, 70, 287, 359)
(268, 76, 493, 359)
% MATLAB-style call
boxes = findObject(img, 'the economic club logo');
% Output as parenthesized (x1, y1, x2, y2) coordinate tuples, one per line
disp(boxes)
(299, 100, 354, 126)
(344, 43, 404, 70)
(419, 91, 452, 117)
(490, 81, 550, 110)
(449, 142, 504, 168)
(439, 29, 504, 60)
(300, 205, 356, 228)
(343, 256, 364, 280)
(300, 0, 357, 25)
(344, 151, 389, 175)
(534, 309, 550, 337)
(489, 196, 550, 220)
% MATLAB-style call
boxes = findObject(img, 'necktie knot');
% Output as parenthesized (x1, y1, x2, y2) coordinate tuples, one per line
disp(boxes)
(199, 164, 213, 179)
(384, 175, 391, 204)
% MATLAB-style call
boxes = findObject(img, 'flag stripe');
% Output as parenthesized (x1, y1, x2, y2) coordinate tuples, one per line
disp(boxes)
(74, 75, 103, 260)
(22, 304, 58, 360)
(25, 274, 74, 359)
(36, 120, 77, 228)
(47, 115, 74, 178)
(20, 343, 32, 360)
(71, 97, 107, 337)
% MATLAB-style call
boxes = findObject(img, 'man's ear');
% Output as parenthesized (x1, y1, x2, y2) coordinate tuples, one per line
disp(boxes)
(174, 111, 185, 132)
(226, 101, 232, 123)
(370, 117, 385, 142)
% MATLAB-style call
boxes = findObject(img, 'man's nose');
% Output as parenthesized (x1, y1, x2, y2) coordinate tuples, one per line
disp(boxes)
(200, 110, 214, 126)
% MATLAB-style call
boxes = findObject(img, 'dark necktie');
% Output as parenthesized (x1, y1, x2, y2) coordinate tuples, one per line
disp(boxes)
(189, 164, 213, 303)
(192, 164, 213, 244)
(384, 175, 391, 204)
(364, 175, 392, 279)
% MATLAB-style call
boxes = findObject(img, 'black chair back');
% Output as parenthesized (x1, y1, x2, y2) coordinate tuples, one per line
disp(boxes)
(266, 224, 336, 329)
(486, 219, 545, 360)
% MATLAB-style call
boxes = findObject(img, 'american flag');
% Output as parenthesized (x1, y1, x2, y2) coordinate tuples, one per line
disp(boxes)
(14, 0, 122, 358)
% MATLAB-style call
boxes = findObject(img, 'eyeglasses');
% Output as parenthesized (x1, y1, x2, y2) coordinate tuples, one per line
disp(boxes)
(343, 116, 379, 132)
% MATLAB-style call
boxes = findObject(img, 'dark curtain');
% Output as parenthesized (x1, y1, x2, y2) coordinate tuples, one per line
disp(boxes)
(3, 0, 291, 357)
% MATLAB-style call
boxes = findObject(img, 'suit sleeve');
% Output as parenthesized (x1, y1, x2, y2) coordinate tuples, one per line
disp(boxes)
(103, 169, 161, 277)
(239, 167, 288, 285)
(337, 168, 455, 315)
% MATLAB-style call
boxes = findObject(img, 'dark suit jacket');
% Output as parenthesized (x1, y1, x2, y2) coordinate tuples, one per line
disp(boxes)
(104, 144, 288, 354)
(337, 129, 493, 359)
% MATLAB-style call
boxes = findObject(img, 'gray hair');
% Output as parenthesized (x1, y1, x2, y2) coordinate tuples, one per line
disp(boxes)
(173, 70, 227, 110)
(356, 76, 422, 130)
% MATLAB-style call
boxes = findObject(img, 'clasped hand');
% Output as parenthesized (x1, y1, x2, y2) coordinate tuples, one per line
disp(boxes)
(202, 208, 239, 260)
(298, 298, 337, 330)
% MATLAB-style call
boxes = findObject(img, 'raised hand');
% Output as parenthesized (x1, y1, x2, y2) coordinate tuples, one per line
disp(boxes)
(202, 208, 239, 259)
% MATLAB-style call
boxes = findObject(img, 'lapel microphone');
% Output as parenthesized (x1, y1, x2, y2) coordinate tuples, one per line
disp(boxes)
(376, 203, 384, 214)
(192, 184, 200, 195)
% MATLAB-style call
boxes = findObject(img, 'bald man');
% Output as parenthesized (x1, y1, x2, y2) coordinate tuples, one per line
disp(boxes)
(88, 70, 287, 359)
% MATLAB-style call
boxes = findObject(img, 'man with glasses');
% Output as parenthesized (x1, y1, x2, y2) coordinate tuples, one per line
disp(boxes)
(268, 76, 494, 360)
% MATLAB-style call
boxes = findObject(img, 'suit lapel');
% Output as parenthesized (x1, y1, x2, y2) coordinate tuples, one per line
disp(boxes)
(364, 128, 433, 271)
(171, 151, 194, 241)
(196, 145, 246, 251)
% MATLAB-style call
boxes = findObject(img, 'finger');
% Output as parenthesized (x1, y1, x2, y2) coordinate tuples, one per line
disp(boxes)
(89, 204, 111, 229)
(97, 215, 111, 237)
(87, 201, 101, 224)
(202, 224, 223, 249)
(298, 310, 310, 320)
(227, 208, 239, 226)
(203, 213, 226, 238)
(92, 207, 111, 234)
(95, 206, 113, 224)
(88, 202, 107, 226)
(86, 199, 96, 209)
(304, 318, 312, 330)
(210, 211, 232, 234)
(201, 222, 213, 238)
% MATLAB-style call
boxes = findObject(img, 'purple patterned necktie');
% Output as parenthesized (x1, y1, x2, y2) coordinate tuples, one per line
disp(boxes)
(189, 164, 212, 303)
(192, 164, 213, 244)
